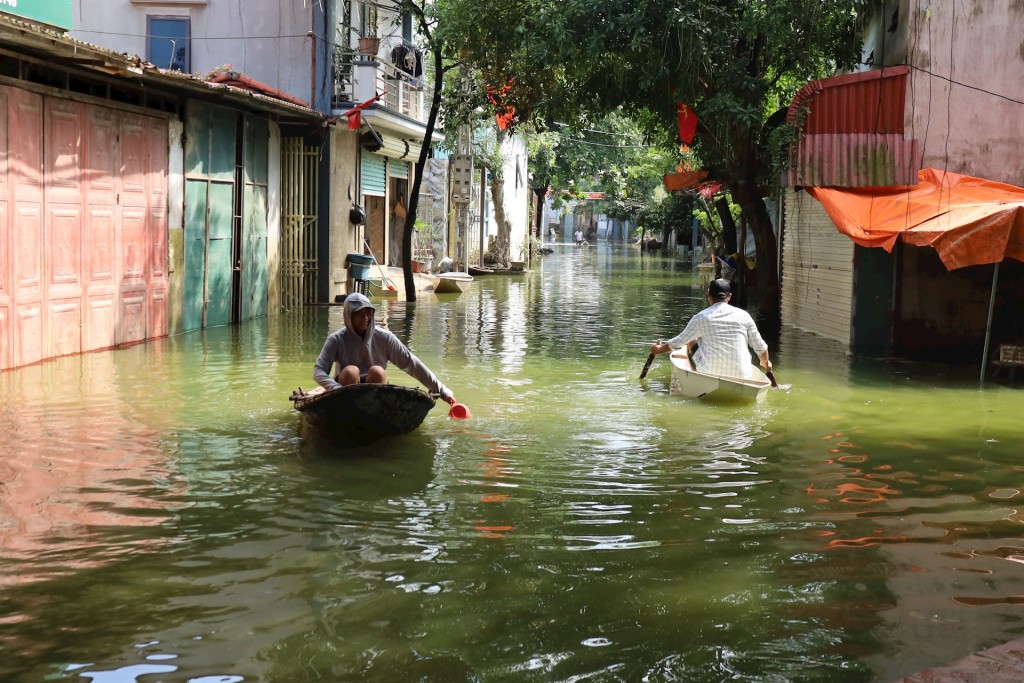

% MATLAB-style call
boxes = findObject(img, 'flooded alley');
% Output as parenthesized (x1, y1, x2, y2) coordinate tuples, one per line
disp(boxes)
(3, 243, 1024, 682)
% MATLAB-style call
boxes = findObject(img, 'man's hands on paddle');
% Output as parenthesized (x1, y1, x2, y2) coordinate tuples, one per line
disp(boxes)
(650, 341, 672, 355)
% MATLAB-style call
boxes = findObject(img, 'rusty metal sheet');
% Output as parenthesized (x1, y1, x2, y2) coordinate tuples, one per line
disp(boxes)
(786, 133, 920, 188)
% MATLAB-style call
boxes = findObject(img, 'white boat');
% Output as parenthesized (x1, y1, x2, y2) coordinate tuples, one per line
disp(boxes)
(433, 272, 474, 294)
(669, 345, 771, 402)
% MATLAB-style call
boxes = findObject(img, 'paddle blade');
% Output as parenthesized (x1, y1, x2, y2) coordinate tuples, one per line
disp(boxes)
(449, 402, 471, 419)
(766, 370, 778, 388)
(639, 353, 656, 379)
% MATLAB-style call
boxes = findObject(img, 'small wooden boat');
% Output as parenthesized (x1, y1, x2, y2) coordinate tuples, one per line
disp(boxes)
(669, 345, 771, 402)
(468, 265, 493, 276)
(433, 272, 474, 294)
(289, 384, 437, 438)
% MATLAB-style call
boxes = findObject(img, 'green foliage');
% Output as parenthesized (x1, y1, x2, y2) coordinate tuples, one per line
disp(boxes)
(436, 0, 867, 194)
(637, 193, 696, 239)
(431, 0, 871, 317)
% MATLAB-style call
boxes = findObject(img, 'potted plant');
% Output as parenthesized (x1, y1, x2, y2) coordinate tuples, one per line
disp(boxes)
(357, 3, 380, 55)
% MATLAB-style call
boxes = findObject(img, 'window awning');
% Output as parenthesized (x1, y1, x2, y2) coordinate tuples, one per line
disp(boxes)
(807, 168, 1024, 270)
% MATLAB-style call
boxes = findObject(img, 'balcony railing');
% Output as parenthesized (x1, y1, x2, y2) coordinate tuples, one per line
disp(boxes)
(332, 41, 428, 124)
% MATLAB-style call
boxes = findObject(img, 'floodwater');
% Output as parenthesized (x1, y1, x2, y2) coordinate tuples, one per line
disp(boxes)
(3, 243, 1024, 683)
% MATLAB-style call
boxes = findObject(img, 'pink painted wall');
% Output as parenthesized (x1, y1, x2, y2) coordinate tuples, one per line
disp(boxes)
(903, 0, 1024, 185)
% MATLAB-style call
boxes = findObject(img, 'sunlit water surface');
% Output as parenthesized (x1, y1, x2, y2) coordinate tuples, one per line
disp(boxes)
(4, 244, 1024, 682)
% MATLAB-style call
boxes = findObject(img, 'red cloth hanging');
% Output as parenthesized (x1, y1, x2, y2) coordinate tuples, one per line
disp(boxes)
(677, 103, 698, 144)
(343, 92, 384, 130)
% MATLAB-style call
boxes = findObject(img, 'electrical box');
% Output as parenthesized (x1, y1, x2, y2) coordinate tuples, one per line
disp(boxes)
(452, 154, 474, 204)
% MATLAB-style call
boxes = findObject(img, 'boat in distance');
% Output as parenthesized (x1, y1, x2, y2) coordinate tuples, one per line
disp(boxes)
(433, 272, 474, 294)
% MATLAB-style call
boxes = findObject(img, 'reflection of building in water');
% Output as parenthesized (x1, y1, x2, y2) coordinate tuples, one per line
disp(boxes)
(0, 357, 181, 588)
(776, 326, 851, 385)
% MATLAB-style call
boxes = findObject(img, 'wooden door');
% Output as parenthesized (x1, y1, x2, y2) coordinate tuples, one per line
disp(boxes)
(10, 88, 44, 368)
(82, 103, 119, 352)
(0, 89, 10, 369)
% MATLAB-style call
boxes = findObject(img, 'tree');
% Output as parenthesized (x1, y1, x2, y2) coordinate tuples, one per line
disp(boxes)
(474, 127, 514, 268)
(394, 0, 458, 302)
(437, 0, 866, 328)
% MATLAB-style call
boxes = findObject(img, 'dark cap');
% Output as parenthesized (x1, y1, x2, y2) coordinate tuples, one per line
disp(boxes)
(708, 278, 731, 300)
(346, 292, 376, 313)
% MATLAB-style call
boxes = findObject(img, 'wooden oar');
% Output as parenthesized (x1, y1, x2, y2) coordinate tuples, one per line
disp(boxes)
(639, 352, 656, 379)
(639, 340, 661, 379)
(766, 369, 778, 388)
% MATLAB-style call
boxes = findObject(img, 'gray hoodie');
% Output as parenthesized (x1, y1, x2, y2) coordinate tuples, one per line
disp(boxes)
(312, 293, 452, 399)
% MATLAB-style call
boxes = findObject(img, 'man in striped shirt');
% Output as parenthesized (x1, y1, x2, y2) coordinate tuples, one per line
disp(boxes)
(649, 279, 772, 380)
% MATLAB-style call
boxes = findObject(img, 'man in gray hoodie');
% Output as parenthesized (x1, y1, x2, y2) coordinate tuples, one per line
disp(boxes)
(313, 293, 457, 407)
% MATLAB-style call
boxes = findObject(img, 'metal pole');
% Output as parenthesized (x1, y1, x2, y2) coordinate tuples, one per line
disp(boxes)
(479, 167, 486, 266)
(980, 260, 1000, 384)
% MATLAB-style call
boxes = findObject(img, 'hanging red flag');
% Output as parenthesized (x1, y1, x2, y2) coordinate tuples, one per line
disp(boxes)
(343, 91, 384, 130)
(677, 103, 698, 144)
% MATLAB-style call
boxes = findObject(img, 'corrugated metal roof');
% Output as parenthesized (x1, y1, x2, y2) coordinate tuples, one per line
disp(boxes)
(784, 66, 918, 187)
(787, 66, 909, 134)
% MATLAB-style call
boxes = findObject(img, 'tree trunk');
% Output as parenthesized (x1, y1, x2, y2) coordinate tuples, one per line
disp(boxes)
(402, 43, 445, 302)
(484, 130, 513, 268)
(716, 197, 738, 255)
(730, 179, 780, 332)
(485, 171, 512, 267)
(533, 187, 546, 239)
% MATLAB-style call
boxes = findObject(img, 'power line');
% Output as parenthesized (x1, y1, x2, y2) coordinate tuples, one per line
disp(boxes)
(554, 121, 640, 138)
(903, 63, 1024, 107)
(74, 29, 313, 41)
(564, 137, 648, 149)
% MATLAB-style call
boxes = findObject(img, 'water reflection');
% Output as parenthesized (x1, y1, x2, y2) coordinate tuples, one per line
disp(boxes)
(6, 244, 1024, 681)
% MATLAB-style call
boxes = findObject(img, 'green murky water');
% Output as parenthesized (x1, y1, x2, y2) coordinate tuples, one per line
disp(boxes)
(3, 243, 1024, 682)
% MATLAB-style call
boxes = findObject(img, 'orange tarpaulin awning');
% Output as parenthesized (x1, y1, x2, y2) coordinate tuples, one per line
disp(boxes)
(807, 168, 1024, 270)
(664, 169, 708, 192)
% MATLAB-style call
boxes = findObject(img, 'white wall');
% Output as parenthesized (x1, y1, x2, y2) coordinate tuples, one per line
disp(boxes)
(498, 133, 530, 263)
(72, 0, 314, 106)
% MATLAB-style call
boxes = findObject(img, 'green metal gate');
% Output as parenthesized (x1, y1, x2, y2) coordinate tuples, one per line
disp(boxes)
(242, 115, 269, 319)
(183, 105, 271, 329)
(184, 103, 236, 330)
